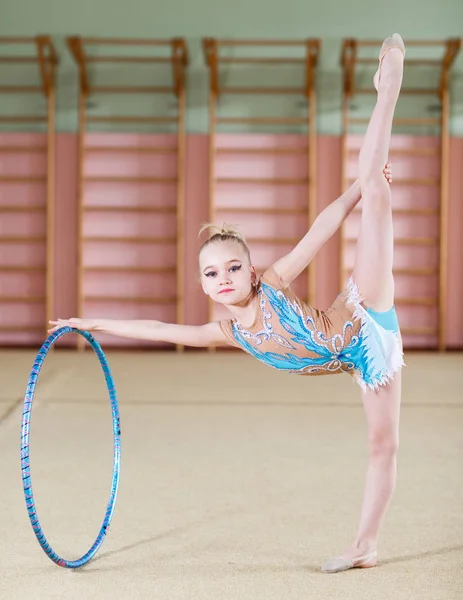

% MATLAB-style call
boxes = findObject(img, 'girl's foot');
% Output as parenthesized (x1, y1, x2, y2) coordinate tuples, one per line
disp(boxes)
(321, 545, 377, 574)
(373, 33, 405, 95)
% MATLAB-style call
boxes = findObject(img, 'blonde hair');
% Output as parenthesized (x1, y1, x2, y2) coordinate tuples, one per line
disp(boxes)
(198, 222, 251, 263)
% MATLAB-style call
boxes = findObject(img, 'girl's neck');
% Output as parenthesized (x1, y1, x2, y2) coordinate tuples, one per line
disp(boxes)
(225, 287, 259, 328)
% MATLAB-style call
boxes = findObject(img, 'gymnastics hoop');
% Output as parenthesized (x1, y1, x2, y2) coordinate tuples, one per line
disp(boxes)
(20, 327, 121, 568)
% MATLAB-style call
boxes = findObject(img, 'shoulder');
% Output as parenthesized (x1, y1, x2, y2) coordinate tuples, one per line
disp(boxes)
(260, 265, 312, 312)
(213, 319, 240, 347)
(194, 321, 233, 346)
(260, 265, 288, 289)
(260, 265, 290, 292)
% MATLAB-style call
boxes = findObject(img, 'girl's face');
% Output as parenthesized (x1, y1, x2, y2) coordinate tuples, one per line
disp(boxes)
(199, 241, 256, 305)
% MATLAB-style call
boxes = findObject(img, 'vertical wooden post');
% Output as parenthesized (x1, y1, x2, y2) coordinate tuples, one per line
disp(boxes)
(306, 41, 318, 306)
(46, 81, 55, 336)
(76, 89, 86, 351)
(176, 83, 186, 352)
(438, 84, 449, 352)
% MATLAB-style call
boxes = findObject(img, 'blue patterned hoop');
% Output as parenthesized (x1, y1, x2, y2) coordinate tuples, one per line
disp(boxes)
(20, 327, 121, 568)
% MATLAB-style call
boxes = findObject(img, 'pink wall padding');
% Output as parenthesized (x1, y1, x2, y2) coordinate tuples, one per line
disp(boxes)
(80, 134, 179, 347)
(0, 134, 48, 346)
(1, 133, 462, 349)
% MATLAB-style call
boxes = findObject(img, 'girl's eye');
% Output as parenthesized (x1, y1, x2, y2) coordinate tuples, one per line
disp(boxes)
(230, 265, 242, 272)
(205, 271, 216, 278)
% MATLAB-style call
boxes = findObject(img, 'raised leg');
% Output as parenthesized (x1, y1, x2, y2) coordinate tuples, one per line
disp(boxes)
(352, 34, 405, 312)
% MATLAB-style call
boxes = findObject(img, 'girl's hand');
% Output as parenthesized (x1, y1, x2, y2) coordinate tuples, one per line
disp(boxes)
(48, 318, 97, 334)
(383, 161, 392, 184)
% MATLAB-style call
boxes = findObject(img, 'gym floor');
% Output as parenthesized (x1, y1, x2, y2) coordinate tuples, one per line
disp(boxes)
(1, 348, 462, 599)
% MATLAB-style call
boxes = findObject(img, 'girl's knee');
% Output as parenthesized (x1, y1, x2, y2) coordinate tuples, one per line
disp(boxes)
(368, 430, 399, 459)
(359, 176, 391, 204)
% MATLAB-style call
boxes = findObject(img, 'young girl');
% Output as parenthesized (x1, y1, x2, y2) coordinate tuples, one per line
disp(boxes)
(49, 34, 405, 574)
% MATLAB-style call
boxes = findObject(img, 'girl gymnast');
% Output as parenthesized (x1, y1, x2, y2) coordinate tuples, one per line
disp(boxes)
(49, 34, 406, 573)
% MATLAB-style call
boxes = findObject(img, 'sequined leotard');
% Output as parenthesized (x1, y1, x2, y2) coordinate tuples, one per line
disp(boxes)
(219, 267, 403, 392)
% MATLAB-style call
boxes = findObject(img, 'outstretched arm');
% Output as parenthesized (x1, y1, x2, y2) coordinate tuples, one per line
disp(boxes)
(48, 318, 229, 348)
(271, 163, 392, 287)
(271, 179, 362, 286)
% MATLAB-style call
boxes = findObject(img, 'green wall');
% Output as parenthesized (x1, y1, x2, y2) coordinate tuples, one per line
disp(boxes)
(1, 0, 462, 135)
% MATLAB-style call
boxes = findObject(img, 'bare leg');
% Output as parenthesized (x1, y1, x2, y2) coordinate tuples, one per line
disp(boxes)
(321, 373, 402, 574)
(353, 34, 405, 311)
(321, 369, 402, 575)
(322, 35, 405, 574)
(350, 35, 405, 555)
(353, 369, 402, 549)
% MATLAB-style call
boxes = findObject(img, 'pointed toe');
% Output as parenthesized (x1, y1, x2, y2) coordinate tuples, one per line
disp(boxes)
(321, 551, 377, 574)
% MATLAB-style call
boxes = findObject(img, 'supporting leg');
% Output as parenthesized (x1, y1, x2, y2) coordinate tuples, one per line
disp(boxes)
(353, 369, 402, 549)
(321, 370, 402, 574)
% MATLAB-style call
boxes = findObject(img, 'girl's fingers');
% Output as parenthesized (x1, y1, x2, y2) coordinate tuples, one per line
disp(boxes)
(383, 162, 392, 184)
(48, 319, 74, 330)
